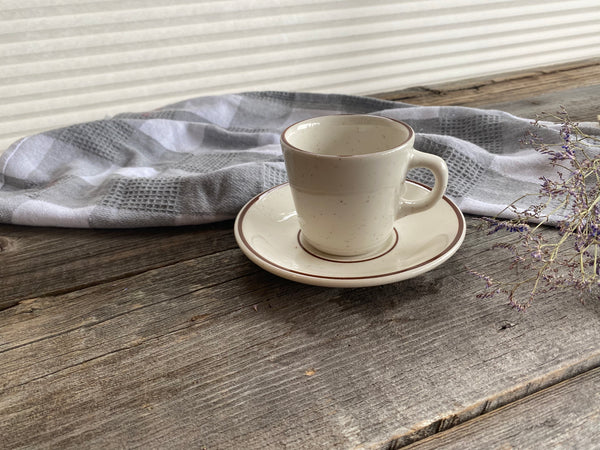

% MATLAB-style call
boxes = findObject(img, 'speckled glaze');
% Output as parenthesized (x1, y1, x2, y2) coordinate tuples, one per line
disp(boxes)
(281, 115, 448, 257)
(234, 182, 465, 287)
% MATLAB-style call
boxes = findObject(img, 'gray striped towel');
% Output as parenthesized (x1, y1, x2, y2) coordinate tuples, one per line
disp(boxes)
(0, 91, 597, 228)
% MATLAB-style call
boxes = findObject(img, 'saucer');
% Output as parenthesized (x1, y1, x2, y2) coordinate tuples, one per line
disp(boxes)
(234, 181, 466, 288)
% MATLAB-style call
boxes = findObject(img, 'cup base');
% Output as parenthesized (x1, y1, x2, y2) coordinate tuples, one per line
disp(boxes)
(298, 229, 399, 263)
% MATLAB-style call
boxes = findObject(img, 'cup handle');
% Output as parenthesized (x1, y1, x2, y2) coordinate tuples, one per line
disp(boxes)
(397, 149, 448, 219)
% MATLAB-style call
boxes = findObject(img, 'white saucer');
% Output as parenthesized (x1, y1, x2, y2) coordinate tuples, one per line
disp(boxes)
(234, 181, 466, 288)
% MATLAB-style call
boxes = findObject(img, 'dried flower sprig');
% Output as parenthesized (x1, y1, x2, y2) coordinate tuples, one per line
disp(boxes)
(472, 107, 600, 310)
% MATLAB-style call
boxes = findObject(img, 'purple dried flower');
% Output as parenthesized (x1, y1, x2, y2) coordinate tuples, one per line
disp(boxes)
(474, 109, 600, 310)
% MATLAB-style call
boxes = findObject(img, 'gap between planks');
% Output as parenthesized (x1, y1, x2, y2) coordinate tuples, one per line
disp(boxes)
(381, 350, 600, 449)
(401, 366, 600, 449)
(0, 245, 238, 313)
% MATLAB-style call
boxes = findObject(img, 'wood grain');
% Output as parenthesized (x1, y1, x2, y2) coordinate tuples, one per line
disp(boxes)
(0, 221, 236, 310)
(377, 59, 600, 110)
(377, 59, 600, 123)
(474, 84, 600, 124)
(1, 61, 600, 449)
(1, 218, 600, 449)
(404, 367, 600, 449)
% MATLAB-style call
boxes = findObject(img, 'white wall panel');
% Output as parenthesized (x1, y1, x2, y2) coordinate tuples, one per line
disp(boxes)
(1, 0, 599, 151)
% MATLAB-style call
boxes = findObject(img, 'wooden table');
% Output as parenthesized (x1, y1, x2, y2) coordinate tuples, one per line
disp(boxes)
(2, 60, 599, 449)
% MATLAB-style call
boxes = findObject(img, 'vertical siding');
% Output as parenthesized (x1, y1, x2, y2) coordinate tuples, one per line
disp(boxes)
(1, 0, 599, 150)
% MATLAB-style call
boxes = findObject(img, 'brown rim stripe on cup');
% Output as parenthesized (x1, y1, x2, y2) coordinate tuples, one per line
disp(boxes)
(280, 115, 415, 158)
(236, 182, 465, 281)
(297, 228, 399, 263)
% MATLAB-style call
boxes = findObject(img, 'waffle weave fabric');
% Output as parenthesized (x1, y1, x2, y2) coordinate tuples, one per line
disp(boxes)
(0, 91, 597, 228)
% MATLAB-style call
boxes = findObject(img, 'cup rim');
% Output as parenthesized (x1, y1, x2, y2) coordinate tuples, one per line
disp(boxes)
(281, 114, 414, 158)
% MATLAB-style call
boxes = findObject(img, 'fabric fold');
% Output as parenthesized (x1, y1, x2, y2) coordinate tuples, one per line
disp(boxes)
(0, 91, 597, 228)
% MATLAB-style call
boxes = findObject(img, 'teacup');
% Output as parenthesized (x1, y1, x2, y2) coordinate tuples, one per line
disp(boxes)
(281, 114, 448, 257)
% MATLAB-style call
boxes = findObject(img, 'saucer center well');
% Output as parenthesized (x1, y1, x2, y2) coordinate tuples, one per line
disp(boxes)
(297, 229, 399, 263)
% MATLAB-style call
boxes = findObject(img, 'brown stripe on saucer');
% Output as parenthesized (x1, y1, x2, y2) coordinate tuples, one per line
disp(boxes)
(297, 228, 399, 263)
(236, 182, 465, 282)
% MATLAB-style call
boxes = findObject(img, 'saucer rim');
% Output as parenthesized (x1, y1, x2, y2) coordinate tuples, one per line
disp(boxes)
(234, 181, 465, 287)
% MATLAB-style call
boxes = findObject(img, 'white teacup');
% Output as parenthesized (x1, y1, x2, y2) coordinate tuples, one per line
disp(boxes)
(281, 114, 448, 257)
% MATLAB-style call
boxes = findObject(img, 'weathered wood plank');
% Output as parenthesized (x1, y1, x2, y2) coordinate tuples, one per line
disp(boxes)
(404, 367, 600, 449)
(377, 58, 600, 111)
(0, 221, 236, 309)
(479, 84, 600, 124)
(1, 218, 600, 449)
